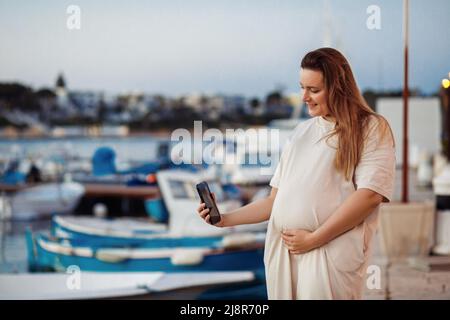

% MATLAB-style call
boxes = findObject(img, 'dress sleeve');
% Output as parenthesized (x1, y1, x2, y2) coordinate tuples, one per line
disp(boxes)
(269, 157, 283, 188)
(354, 117, 396, 202)
(269, 134, 293, 188)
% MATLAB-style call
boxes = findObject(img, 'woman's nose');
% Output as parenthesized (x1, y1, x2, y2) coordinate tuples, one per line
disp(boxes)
(302, 90, 310, 102)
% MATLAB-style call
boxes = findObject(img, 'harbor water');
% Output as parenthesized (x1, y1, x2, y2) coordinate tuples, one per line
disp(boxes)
(1, 219, 51, 273)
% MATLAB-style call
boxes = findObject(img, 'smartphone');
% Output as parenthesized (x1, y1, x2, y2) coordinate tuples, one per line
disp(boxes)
(196, 181, 222, 225)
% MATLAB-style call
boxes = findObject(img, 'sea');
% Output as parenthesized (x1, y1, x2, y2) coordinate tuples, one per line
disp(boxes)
(0, 135, 166, 162)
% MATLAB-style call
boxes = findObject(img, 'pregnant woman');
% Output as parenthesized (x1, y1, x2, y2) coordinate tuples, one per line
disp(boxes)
(198, 47, 396, 300)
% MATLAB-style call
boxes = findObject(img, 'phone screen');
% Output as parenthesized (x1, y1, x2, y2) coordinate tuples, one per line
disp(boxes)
(196, 181, 222, 225)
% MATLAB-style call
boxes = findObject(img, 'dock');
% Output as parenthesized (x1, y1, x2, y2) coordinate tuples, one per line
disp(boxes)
(363, 168, 450, 299)
(0, 183, 160, 199)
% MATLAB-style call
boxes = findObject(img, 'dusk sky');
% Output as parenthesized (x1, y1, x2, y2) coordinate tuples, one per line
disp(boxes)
(0, 0, 449, 97)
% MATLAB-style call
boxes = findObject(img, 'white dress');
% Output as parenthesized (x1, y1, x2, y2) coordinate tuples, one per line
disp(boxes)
(264, 115, 396, 300)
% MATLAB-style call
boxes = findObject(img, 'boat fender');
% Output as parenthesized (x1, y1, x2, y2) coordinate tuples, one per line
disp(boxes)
(95, 251, 128, 263)
(221, 233, 256, 249)
(170, 249, 205, 266)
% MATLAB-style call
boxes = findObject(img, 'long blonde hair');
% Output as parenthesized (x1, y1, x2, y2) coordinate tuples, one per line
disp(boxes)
(301, 48, 394, 181)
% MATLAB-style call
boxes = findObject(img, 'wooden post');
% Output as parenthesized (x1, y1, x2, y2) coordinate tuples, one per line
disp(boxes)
(402, 0, 409, 203)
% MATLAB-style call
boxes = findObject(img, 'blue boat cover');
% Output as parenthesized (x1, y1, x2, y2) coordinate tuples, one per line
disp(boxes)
(92, 147, 117, 176)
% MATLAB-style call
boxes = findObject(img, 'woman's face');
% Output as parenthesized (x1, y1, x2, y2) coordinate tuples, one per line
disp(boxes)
(300, 68, 329, 118)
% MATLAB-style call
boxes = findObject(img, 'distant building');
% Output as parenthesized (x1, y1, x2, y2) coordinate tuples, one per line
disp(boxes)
(69, 91, 104, 119)
(54, 73, 77, 116)
(264, 91, 293, 120)
(55, 73, 66, 94)
(184, 93, 203, 112)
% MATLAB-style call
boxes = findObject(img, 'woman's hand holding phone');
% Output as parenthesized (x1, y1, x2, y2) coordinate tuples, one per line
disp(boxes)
(197, 192, 225, 227)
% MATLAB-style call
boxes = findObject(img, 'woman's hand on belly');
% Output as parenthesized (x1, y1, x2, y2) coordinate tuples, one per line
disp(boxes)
(281, 228, 319, 254)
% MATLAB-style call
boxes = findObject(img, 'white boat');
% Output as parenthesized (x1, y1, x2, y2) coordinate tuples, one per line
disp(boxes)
(53, 215, 167, 241)
(156, 169, 268, 237)
(7, 182, 85, 220)
(0, 271, 255, 300)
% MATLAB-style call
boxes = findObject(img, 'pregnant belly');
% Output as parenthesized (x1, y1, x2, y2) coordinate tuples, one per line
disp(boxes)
(271, 194, 320, 232)
(270, 187, 342, 232)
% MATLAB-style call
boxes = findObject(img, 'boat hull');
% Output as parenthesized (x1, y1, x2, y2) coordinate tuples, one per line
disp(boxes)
(28, 233, 265, 273)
